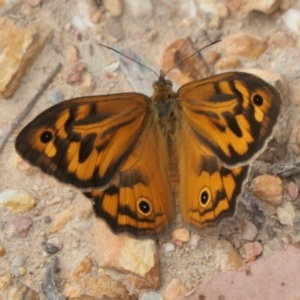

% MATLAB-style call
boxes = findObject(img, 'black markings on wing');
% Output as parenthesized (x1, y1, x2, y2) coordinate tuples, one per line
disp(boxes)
(78, 133, 97, 163)
(195, 155, 249, 220)
(221, 111, 243, 138)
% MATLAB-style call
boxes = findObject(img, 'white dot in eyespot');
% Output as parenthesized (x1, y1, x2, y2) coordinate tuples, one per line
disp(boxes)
(199, 187, 211, 208)
(137, 197, 153, 216)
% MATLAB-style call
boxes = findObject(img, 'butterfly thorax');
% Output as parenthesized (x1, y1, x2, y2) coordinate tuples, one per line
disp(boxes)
(151, 71, 180, 139)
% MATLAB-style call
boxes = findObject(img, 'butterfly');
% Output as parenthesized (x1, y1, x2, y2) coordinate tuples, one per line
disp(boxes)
(15, 70, 281, 238)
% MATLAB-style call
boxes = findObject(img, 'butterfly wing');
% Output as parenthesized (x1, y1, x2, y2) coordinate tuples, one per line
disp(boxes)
(176, 72, 281, 228)
(177, 72, 281, 166)
(15, 93, 150, 189)
(15, 93, 174, 236)
(85, 119, 174, 237)
(177, 118, 249, 228)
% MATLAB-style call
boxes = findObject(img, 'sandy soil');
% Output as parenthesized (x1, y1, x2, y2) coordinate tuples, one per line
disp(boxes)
(1, 0, 300, 299)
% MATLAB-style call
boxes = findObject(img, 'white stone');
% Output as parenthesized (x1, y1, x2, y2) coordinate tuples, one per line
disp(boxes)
(164, 243, 175, 253)
(141, 292, 162, 300)
(281, 8, 300, 33)
(276, 204, 295, 226)
(242, 220, 258, 241)
(189, 234, 201, 247)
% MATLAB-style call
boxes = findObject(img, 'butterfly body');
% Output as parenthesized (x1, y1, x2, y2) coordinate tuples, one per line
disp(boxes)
(15, 71, 281, 237)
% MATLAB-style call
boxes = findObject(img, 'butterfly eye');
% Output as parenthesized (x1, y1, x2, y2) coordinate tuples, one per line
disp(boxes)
(40, 131, 53, 143)
(199, 187, 211, 208)
(137, 198, 153, 216)
(253, 94, 263, 106)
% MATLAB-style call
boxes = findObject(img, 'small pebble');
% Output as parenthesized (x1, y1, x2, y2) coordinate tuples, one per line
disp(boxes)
(41, 241, 59, 254)
(162, 278, 188, 300)
(174, 240, 183, 247)
(66, 46, 79, 62)
(243, 242, 263, 262)
(44, 216, 52, 223)
(252, 175, 283, 205)
(66, 62, 87, 85)
(48, 90, 64, 105)
(208, 15, 221, 29)
(79, 72, 96, 93)
(240, 0, 281, 15)
(6, 215, 33, 237)
(141, 291, 162, 300)
(242, 220, 258, 241)
(165, 243, 175, 253)
(252, 210, 265, 229)
(105, 61, 120, 73)
(0, 190, 37, 214)
(18, 266, 26, 276)
(91, 10, 102, 23)
(281, 8, 300, 33)
(276, 202, 295, 226)
(67, 70, 82, 84)
(171, 228, 190, 242)
(70, 256, 93, 282)
(74, 196, 93, 219)
(189, 234, 201, 247)
(102, 0, 123, 17)
(48, 209, 73, 233)
(216, 2, 229, 18)
(12, 253, 26, 268)
(287, 182, 298, 201)
(215, 240, 244, 271)
(284, 201, 296, 218)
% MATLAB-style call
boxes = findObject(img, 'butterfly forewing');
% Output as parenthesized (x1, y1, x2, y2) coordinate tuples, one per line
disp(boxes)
(15, 94, 150, 189)
(177, 72, 281, 167)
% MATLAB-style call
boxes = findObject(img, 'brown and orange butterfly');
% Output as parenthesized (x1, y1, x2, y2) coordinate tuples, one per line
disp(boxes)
(15, 69, 281, 237)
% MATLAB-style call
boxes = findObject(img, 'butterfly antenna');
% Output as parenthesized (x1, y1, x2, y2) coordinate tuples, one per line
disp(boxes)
(164, 40, 221, 76)
(98, 43, 160, 78)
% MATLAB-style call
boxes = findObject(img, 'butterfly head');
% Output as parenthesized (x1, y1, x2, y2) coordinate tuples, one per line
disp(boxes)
(153, 70, 173, 88)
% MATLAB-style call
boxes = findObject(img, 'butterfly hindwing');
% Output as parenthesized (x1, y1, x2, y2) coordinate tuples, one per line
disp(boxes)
(84, 120, 175, 237)
(177, 119, 249, 229)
